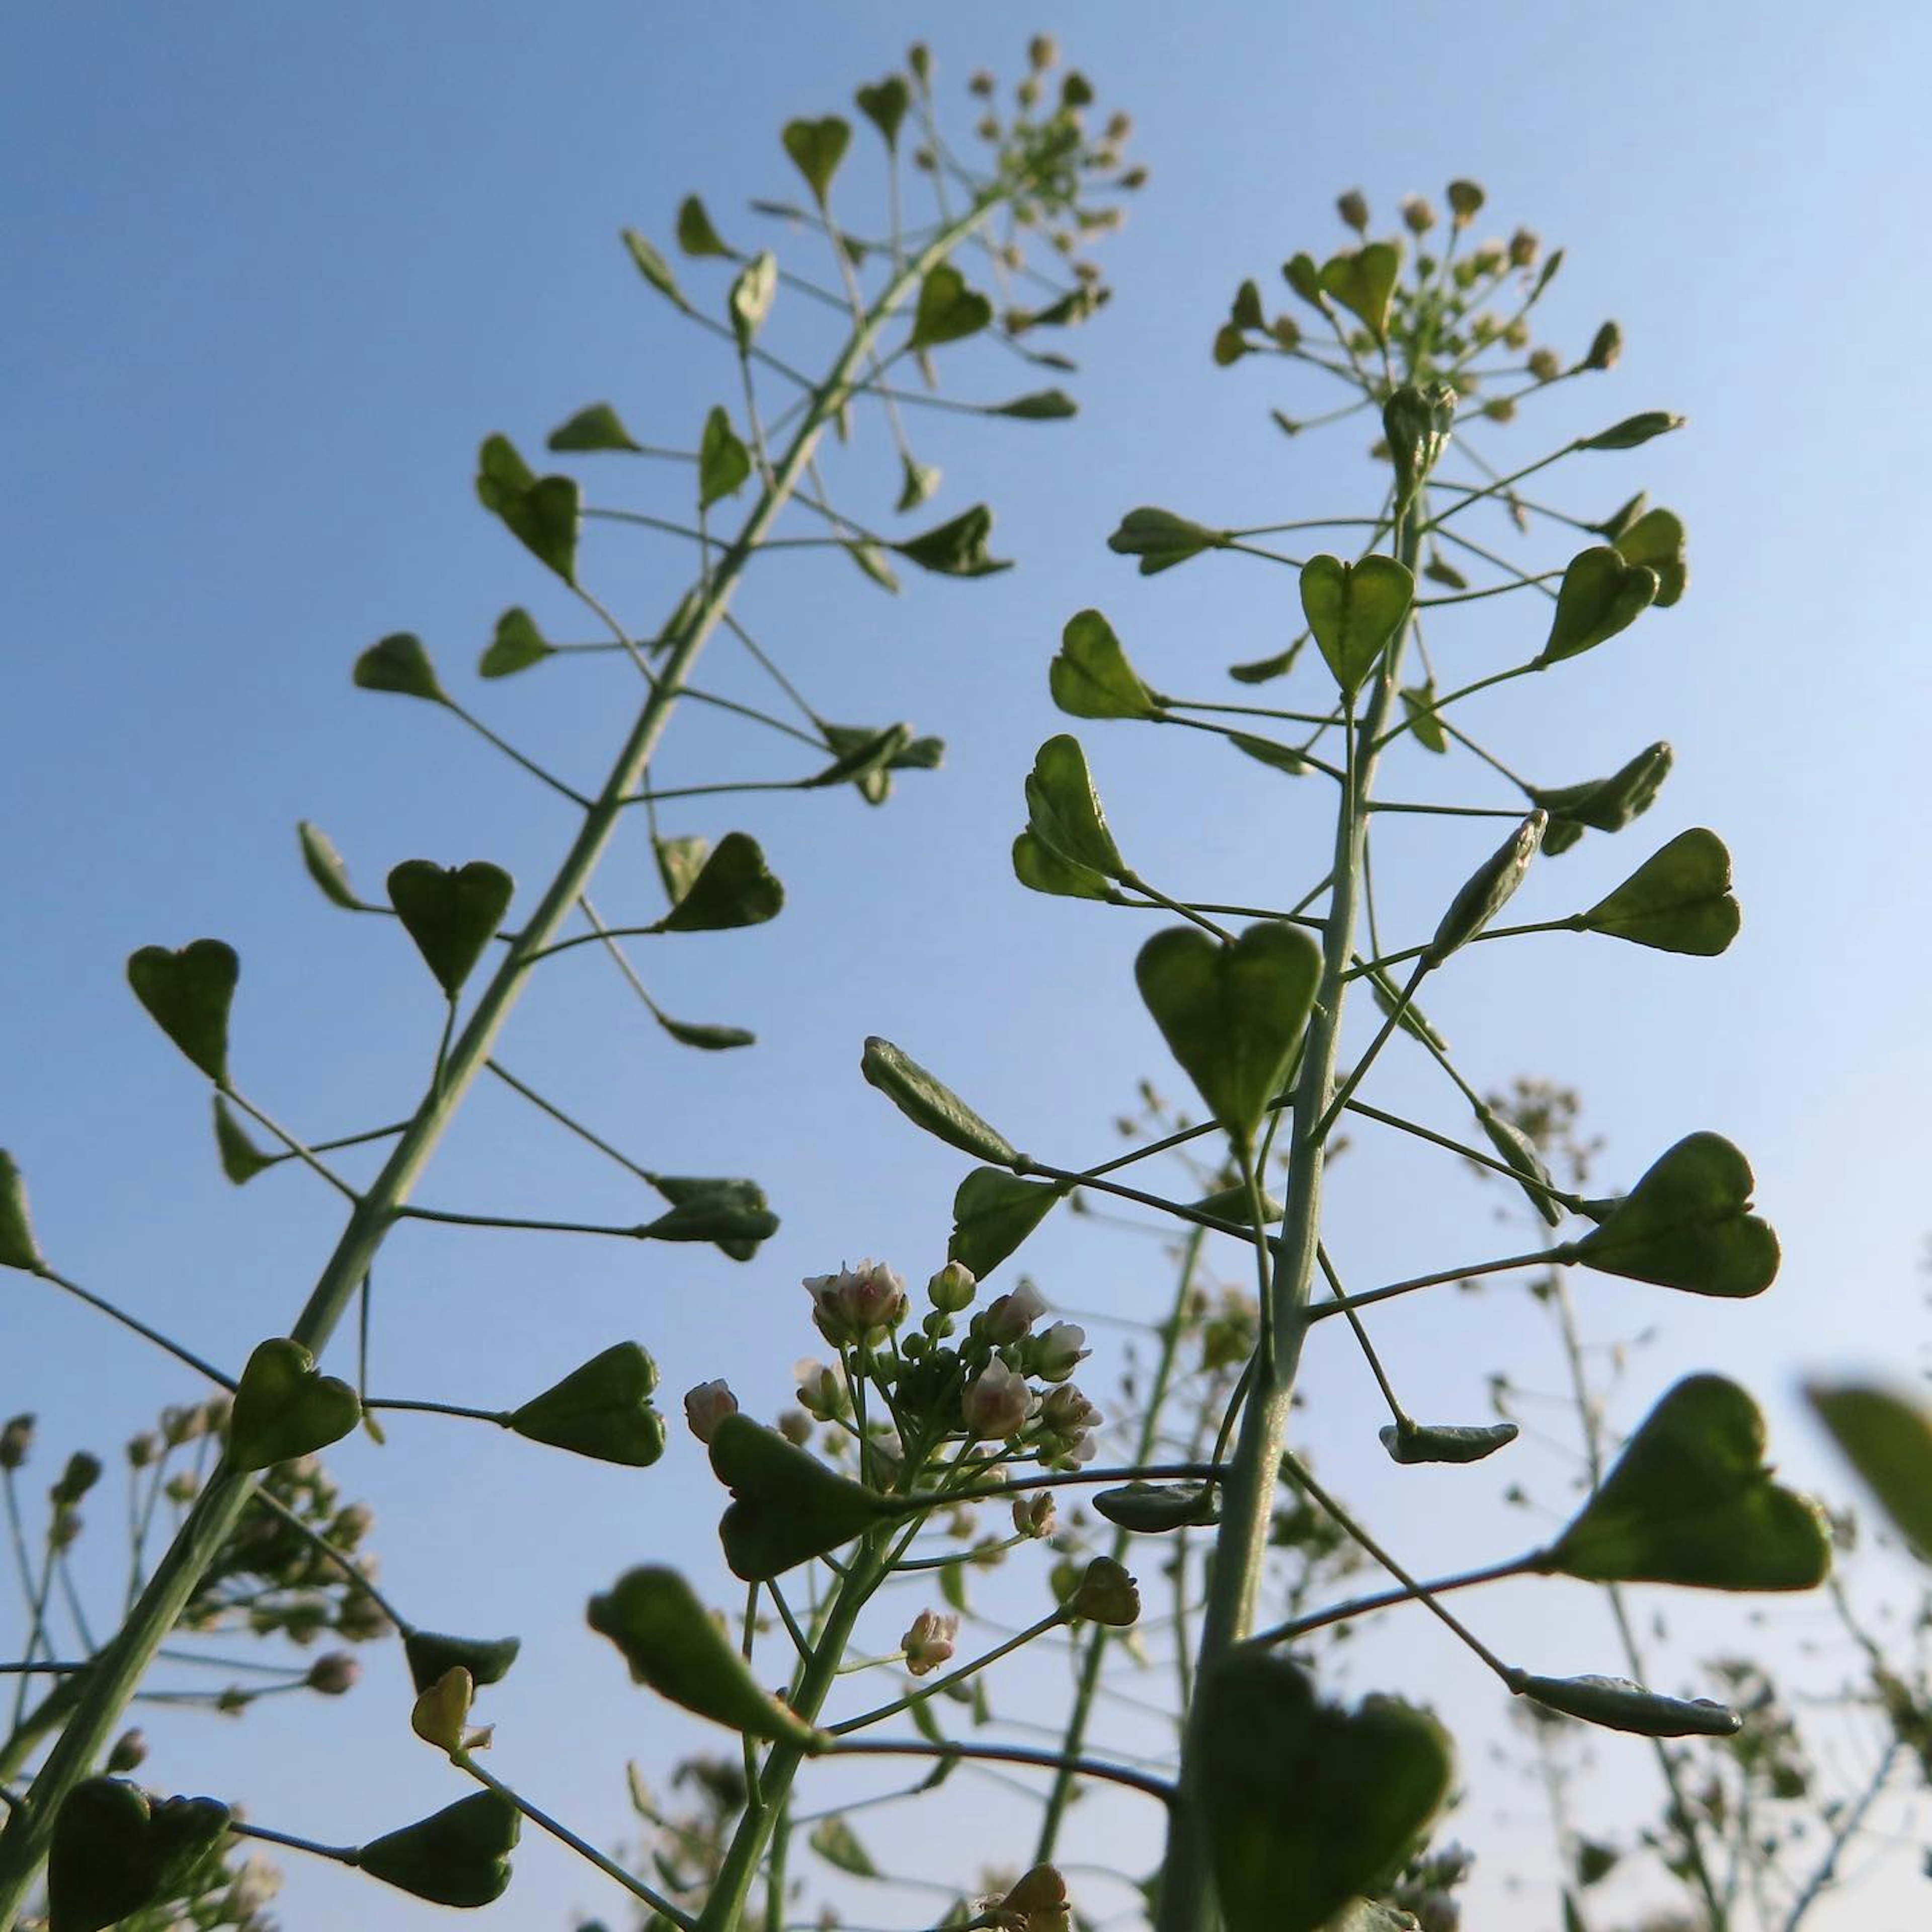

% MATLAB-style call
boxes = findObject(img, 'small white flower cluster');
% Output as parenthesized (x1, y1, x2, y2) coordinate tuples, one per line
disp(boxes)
(803, 1258, 909, 1346)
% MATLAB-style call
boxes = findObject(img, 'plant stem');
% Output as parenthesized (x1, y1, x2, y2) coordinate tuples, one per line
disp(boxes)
(1153, 496, 1423, 1932)
(0, 197, 1007, 1928)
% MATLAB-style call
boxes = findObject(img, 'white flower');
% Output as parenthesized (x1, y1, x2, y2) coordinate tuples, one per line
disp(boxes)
(1029, 1321, 1088, 1383)
(983, 1279, 1048, 1344)
(1012, 1493, 1057, 1539)
(794, 1357, 848, 1421)
(803, 1258, 908, 1344)
(903, 1608, 959, 1676)
(962, 1357, 1034, 1439)
(683, 1379, 738, 1443)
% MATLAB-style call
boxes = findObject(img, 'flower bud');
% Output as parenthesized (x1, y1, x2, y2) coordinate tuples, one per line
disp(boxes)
(1401, 194, 1436, 234)
(795, 1358, 848, 1422)
(1528, 347, 1562, 382)
(962, 1358, 1033, 1439)
(907, 43, 931, 84)
(805, 1259, 908, 1346)
(332, 1502, 375, 1546)
(51, 1451, 102, 1508)
(683, 1380, 739, 1444)
(1027, 1322, 1089, 1385)
(160, 1404, 202, 1446)
(1504, 318, 1530, 349)
(902, 1608, 959, 1676)
(969, 69, 995, 97)
(1336, 188, 1370, 234)
(1105, 111, 1133, 142)
(981, 1279, 1047, 1345)
(125, 1432, 158, 1469)
(0, 1414, 34, 1469)
(1037, 1385, 1101, 1464)
(306, 1651, 360, 1696)
(1509, 227, 1541, 268)
(777, 1408, 814, 1446)
(1028, 34, 1059, 70)
(1583, 320, 1623, 372)
(1012, 1493, 1057, 1539)
(106, 1728, 147, 1773)
(164, 1471, 198, 1506)
(927, 1259, 977, 1313)
(1446, 179, 1485, 225)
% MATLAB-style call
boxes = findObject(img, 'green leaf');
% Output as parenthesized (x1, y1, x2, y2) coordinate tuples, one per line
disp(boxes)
(855, 74, 911, 147)
(403, 1630, 522, 1694)
(1614, 508, 1687, 607)
(804, 722, 914, 792)
(1582, 411, 1683, 451)
(211, 1096, 274, 1185)
(1134, 922, 1321, 1145)
(990, 388, 1078, 420)
(547, 402, 643, 454)
(620, 228, 690, 311)
(127, 939, 239, 1082)
(728, 252, 777, 352)
(896, 454, 941, 512)
(1400, 684, 1447, 754)
(861, 1037, 1018, 1165)
(1529, 742, 1673, 854)
(0, 1150, 45, 1271)
(1318, 242, 1401, 340)
(1589, 491, 1649, 543)
(654, 1011, 756, 1053)
(809, 1816, 879, 1878)
(387, 860, 515, 997)
(909, 263, 992, 351)
(48, 1780, 232, 1932)
(1515, 1672, 1740, 1738)
(845, 541, 902, 594)
(476, 434, 580, 585)
(226, 1337, 361, 1472)
(1807, 1383, 1932, 1559)
(1364, 961, 1446, 1050)
(357, 1793, 520, 1909)
(708, 1413, 896, 1579)
(893, 504, 1008, 577)
(1228, 732, 1308, 775)
(1011, 830, 1114, 902)
(1475, 1105, 1565, 1228)
(640, 1178, 779, 1248)
(297, 820, 366, 908)
(1093, 1481, 1220, 1532)
(653, 832, 783, 932)
(1379, 1421, 1519, 1466)
(1106, 506, 1226, 576)
(1299, 554, 1415, 697)
(1424, 812, 1545, 966)
(510, 1342, 666, 1467)
(782, 116, 851, 204)
(1580, 828, 1740, 956)
(1199, 1650, 1454, 1932)
(698, 405, 752, 510)
(1574, 1132, 1777, 1297)
(947, 1167, 1069, 1277)
(1544, 1374, 1830, 1590)
(1024, 734, 1127, 877)
(1050, 609, 1160, 720)
(1228, 638, 1305, 684)
(590, 1564, 829, 1750)
(653, 833, 709, 904)
(676, 194, 733, 259)
(1282, 252, 1325, 307)
(478, 606, 555, 680)
(1536, 548, 1657, 665)
(353, 631, 448, 702)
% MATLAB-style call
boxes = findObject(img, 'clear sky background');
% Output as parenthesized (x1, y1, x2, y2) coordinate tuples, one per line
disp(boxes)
(5, 4, 1930, 1927)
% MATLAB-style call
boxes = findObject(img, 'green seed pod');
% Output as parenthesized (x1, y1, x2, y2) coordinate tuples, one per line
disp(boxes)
(1424, 812, 1546, 967)
(1383, 382, 1458, 508)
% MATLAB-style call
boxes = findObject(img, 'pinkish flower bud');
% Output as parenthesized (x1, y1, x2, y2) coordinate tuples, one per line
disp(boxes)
(927, 1259, 977, 1313)
(962, 1358, 1034, 1440)
(902, 1609, 959, 1676)
(1012, 1493, 1057, 1539)
(306, 1652, 360, 1696)
(683, 1380, 739, 1444)
(1027, 1322, 1088, 1384)
(982, 1279, 1048, 1345)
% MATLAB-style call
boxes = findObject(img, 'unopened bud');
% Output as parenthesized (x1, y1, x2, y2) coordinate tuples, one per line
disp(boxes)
(907, 44, 931, 85)
(1583, 320, 1623, 372)
(778, 1409, 814, 1446)
(1012, 1493, 1057, 1539)
(105, 1728, 147, 1773)
(962, 1358, 1033, 1439)
(1528, 347, 1562, 382)
(52, 1452, 102, 1508)
(969, 69, 995, 97)
(0, 1414, 34, 1469)
(927, 1260, 977, 1313)
(126, 1432, 159, 1470)
(682, 1379, 739, 1444)
(1401, 195, 1436, 234)
(1509, 227, 1541, 268)
(1027, 1322, 1089, 1384)
(306, 1652, 360, 1697)
(902, 1608, 959, 1676)
(1336, 188, 1369, 234)
(1028, 34, 1059, 70)
(981, 1280, 1046, 1345)
(1446, 179, 1485, 225)
(796, 1358, 848, 1422)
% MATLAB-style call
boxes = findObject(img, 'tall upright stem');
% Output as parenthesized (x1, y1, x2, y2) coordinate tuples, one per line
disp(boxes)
(1154, 499, 1422, 1932)
(0, 198, 1003, 1929)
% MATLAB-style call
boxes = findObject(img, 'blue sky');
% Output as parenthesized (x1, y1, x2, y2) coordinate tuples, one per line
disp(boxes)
(5, 4, 1930, 1926)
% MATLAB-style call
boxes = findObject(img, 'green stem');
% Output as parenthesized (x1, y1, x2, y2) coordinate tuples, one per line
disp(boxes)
(0, 197, 1008, 1929)
(1154, 496, 1422, 1932)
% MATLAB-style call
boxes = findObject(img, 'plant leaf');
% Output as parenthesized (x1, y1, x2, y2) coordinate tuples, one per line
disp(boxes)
(127, 939, 239, 1082)
(211, 1096, 274, 1185)
(1134, 923, 1321, 1145)
(403, 1631, 522, 1694)
(353, 631, 448, 703)
(49, 1780, 232, 1932)
(809, 1817, 879, 1878)
(639, 1178, 778, 1248)
(357, 1793, 520, 1909)
(1807, 1382, 1932, 1560)
(0, 1151, 45, 1271)
(676, 194, 733, 259)
(893, 505, 1008, 577)
(697, 405, 752, 510)
(547, 402, 643, 454)
(708, 1413, 896, 1579)
(1425, 812, 1545, 966)
(1536, 548, 1657, 665)
(1299, 554, 1415, 697)
(1580, 828, 1740, 955)
(1529, 742, 1673, 854)
(510, 1342, 665, 1467)
(1093, 1482, 1221, 1532)
(1024, 734, 1127, 877)
(781, 117, 851, 205)
(1318, 242, 1401, 340)
(387, 860, 515, 997)
(1573, 1132, 1777, 1297)
(990, 388, 1078, 420)
(1543, 1374, 1830, 1590)
(297, 820, 367, 907)
(947, 1167, 1068, 1277)
(1050, 609, 1160, 721)
(1106, 506, 1226, 576)
(1614, 507, 1688, 606)
(226, 1338, 361, 1472)
(1515, 1672, 1740, 1738)
(621, 229, 689, 311)
(855, 75, 910, 147)
(478, 606, 555, 680)
(909, 263, 992, 350)
(1379, 1421, 1519, 1466)
(653, 834, 784, 932)
(1011, 830, 1115, 902)
(861, 1037, 1019, 1165)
